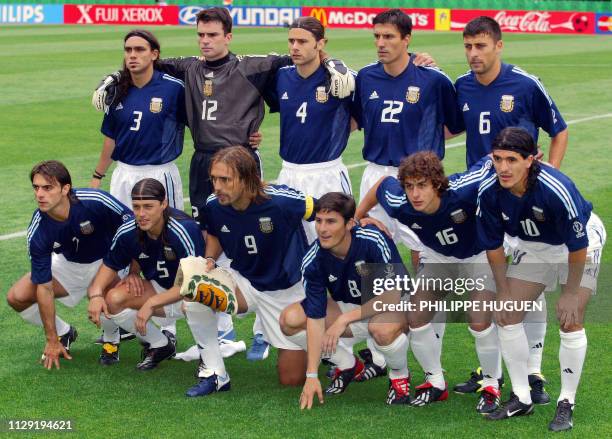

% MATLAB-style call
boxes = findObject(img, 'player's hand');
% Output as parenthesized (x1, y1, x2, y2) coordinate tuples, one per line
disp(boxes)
(323, 58, 355, 99)
(122, 273, 145, 297)
(249, 131, 263, 149)
(412, 52, 437, 67)
(176, 256, 208, 298)
(358, 217, 392, 238)
(322, 318, 347, 355)
(535, 147, 544, 162)
(40, 340, 71, 370)
(300, 377, 324, 410)
(87, 296, 109, 328)
(89, 178, 102, 189)
(92, 71, 121, 112)
(556, 292, 582, 331)
(135, 304, 154, 336)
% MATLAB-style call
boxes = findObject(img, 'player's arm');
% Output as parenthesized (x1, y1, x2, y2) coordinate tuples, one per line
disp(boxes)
(557, 247, 587, 330)
(204, 232, 223, 270)
(90, 136, 115, 189)
(136, 286, 182, 335)
(37, 281, 72, 369)
(547, 128, 568, 169)
(355, 177, 385, 220)
(87, 263, 118, 327)
(486, 246, 509, 295)
(301, 317, 326, 410)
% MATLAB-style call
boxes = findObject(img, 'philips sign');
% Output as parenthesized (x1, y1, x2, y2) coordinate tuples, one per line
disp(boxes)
(179, 6, 300, 27)
(1, 4, 63, 24)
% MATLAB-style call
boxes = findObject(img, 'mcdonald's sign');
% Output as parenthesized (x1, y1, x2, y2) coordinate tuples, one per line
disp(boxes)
(302, 6, 434, 29)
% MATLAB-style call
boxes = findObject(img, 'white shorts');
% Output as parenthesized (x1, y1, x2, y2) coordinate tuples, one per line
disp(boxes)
(507, 213, 606, 293)
(359, 162, 424, 252)
(417, 249, 496, 293)
(227, 267, 305, 350)
(110, 161, 184, 210)
(337, 301, 370, 341)
(277, 158, 352, 244)
(150, 280, 184, 325)
(52, 253, 102, 307)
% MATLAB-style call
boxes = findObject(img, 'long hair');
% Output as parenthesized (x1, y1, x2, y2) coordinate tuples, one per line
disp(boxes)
(131, 178, 178, 249)
(397, 152, 449, 196)
(116, 29, 161, 104)
(30, 160, 78, 203)
(492, 127, 541, 191)
(210, 146, 269, 204)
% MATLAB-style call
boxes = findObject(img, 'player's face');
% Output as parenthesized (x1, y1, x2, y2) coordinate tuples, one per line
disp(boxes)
(197, 21, 232, 61)
(403, 177, 440, 213)
(211, 162, 246, 206)
(463, 33, 502, 75)
(373, 23, 411, 65)
(124, 36, 159, 75)
(132, 199, 167, 235)
(315, 210, 351, 250)
(288, 28, 323, 66)
(31, 174, 69, 213)
(492, 150, 533, 192)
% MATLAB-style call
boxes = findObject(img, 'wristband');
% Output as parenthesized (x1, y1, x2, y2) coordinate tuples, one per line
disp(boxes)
(88, 294, 103, 301)
(306, 372, 318, 379)
(205, 257, 216, 266)
(93, 170, 106, 180)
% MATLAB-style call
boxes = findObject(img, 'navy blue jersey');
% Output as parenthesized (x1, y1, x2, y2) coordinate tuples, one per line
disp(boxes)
(104, 209, 204, 289)
(267, 65, 351, 164)
(205, 185, 314, 291)
(477, 164, 592, 252)
(27, 189, 132, 285)
(101, 70, 186, 165)
(377, 158, 495, 258)
(351, 56, 464, 166)
(455, 63, 567, 167)
(301, 225, 408, 319)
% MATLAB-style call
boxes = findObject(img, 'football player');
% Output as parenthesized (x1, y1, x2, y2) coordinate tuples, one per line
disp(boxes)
(477, 127, 605, 431)
(87, 178, 204, 370)
(280, 192, 411, 409)
(7, 161, 131, 370)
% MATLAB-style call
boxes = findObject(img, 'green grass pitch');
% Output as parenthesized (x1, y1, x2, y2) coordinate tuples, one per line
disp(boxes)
(0, 25, 611, 438)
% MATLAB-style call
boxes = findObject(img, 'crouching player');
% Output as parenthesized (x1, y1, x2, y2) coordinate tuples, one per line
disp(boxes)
(279, 192, 411, 409)
(356, 152, 503, 411)
(7, 161, 131, 369)
(87, 178, 203, 370)
(477, 127, 606, 431)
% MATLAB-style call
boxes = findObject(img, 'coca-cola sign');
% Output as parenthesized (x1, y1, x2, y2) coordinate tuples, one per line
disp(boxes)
(450, 9, 595, 35)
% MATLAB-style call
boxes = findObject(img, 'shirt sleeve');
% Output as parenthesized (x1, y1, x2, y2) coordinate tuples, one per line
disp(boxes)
(301, 247, 328, 319)
(476, 189, 505, 250)
(262, 70, 280, 113)
(241, 54, 292, 96)
(548, 185, 590, 252)
(103, 232, 132, 272)
(29, 235, 52, 285)
(100, 110, 116, 139)
(156, 57, 199, 81)
(270, 185, 315, 225)
(448, 158, 494, 202)
(529, 78, 567, 137)
(375, 177, 405, 220)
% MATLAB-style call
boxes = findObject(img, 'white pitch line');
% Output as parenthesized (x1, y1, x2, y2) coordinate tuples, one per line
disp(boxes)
(1, 113, 611, 242)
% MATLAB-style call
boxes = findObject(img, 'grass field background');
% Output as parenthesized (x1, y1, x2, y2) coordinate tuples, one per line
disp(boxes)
(0, 25, 611, 437)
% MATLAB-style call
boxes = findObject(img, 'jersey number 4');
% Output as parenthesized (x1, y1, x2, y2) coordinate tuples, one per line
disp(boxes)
(296, 102, 308, 124)
(381, 100, 403, 124)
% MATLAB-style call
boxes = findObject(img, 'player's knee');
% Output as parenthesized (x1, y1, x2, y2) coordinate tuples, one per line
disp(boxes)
(279, 304, 306, 336)
(6, 284, 31, 311)
(369, 323, 400, 346)
(469, 322, 491, 332)
(277, 349, 306, 386)
(105, 287, 128, 314)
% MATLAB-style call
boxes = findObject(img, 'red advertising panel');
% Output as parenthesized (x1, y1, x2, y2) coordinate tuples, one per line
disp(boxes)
(449, 9, 595, 34)
(64, 5, 179, 25)
(302, 6, 434, 30)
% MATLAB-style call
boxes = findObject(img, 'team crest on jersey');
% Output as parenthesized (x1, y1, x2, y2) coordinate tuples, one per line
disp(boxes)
(406, 86, 420, 104)
(149, 97, 163, 113)
(384, 263, 395, 279)
(315, 86, 328, 103)
(79, 220, 94, 235)
(500, 95, 514, 113)
(573, 221, 585, 238)
(203, 80, 213, 97)
(258, 217, 273, 233)
(450, 209, 468, 224)
(355, 260, 369, 277)
(532, 206, 546, 222)
(163, 246, 176, 261)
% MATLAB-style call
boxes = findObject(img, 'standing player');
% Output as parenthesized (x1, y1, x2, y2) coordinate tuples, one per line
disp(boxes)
(279, 193, 411, 409)
(140, 146, 315, 396)
(6, 161, 131, 370)
(454, 16, 569, 398)
(91, 29, 186, 210)
(477, 127, 605, 431)
(87, 179, 204, 369)
(356, 152, 502, 410)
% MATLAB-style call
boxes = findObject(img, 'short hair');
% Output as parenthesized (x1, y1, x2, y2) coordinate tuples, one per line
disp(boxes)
(314, 192, 356, 224)
(372, 9, 412, 38)
(196, 7, 232, 34)
(30, 160, 76, 202)
(397, 152, 449, 196)
(463, 16, 502, 42)
(210, 146, 267, 202)
(289, 16, 325, 41)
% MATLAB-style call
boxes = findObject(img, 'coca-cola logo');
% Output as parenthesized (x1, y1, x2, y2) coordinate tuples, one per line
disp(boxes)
(494, 11, 552, 32)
